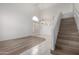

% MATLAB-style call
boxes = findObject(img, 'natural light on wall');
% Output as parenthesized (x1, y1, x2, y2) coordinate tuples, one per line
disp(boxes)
(32, 16, 39, 22)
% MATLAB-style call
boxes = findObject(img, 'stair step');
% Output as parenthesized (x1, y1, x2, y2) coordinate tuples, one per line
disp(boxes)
(62, 19, 74, 21)
(59, 30, 77, 33)
(60, 28, 76, 30)
(61, 21, 74, 23)
(61, 17, 74, 20)
(51, 49, 68, 55)
(58, 37, 79, 42)
(52, 49, 78, 55)
(61, 24, 76, 26)
(55, 44, 79, 55)
(61, 23, 75, 25)
(57, 39, 79, 48)
(59, 32, 79, 35)
(62, 20, 74, 22)
(58, 33, 79, 37)
(60, 25, 76, 28)
(60, 29, 77, 31)
(51, 47, 78, 55)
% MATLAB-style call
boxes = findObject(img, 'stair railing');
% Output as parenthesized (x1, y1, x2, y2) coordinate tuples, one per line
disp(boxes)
(73, 4, 79, 32)
(51, 12, 63, 50)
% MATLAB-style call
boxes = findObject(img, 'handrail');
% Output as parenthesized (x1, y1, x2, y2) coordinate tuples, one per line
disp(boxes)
(74, 7, 79, 16)
(51, 13, 63, 50)
(73, 4, 79, 32)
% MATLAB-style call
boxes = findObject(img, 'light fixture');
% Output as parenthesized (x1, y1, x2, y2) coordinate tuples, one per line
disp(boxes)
(32, 16, 39, 22)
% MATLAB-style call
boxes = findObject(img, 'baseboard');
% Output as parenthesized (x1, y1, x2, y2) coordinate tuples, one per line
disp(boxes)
(0, 35, 32, 41)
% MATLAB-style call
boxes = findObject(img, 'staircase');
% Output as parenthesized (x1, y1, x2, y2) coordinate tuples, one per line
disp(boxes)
(51, 17, 79, 55)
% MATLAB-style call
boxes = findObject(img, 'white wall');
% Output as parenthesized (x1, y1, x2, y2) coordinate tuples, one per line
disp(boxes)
(0, 4, 35, 41)
(41, 3, 73, 16)
(38, 3, 73, 35)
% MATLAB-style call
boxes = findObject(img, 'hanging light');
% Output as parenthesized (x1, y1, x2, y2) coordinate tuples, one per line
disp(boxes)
(32, 16, 39, 22)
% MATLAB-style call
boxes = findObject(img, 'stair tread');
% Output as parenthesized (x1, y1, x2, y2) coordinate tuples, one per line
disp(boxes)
(53, 49, 79, 55)
(57, 39, 79, 47)
(58, 34, 79, 38)
(55, 44, 79, 55)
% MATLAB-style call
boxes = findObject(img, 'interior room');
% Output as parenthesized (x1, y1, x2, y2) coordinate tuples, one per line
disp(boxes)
(0, 3, 79, 55)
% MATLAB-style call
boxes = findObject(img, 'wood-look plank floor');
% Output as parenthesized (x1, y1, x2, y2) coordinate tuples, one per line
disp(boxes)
(0, 36, 45, 55)
(51, 17, 79, 55)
